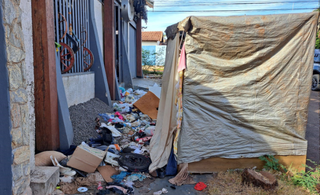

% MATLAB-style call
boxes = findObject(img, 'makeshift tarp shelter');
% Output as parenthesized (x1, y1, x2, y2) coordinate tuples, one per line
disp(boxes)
(149, 12, 319, 173)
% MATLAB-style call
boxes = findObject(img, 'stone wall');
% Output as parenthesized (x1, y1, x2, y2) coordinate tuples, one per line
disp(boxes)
(2, 0, 35, 194)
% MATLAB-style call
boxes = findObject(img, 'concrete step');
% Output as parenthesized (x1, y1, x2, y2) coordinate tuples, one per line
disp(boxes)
(30, 166, 59, 195)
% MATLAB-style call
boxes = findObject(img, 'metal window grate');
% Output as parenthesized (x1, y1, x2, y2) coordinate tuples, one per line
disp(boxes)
(54, 0, 91, 74)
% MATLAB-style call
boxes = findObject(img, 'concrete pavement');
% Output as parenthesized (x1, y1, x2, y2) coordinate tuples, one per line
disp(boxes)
(306, 91, 320, 166)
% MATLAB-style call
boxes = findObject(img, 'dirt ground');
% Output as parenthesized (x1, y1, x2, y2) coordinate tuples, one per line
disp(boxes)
(69, 98, 114, 145)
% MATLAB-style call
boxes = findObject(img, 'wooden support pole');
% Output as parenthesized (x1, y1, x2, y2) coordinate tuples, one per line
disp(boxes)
(32, 0, 59, 151)
(136, 17, 143, 78)
(103, 0, 115, 100)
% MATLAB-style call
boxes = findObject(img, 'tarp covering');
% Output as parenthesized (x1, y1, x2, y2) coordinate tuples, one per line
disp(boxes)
(149, 34, 180, 173)
(176, 12, 319, 164)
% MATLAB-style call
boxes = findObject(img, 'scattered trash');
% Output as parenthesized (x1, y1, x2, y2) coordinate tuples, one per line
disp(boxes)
(60, 182, 78, 194)
(97, 182, 103, 190)
(106, 182, 134, 195)
(98, 165, 119, 182)
(194, 182, 207, 191)
(144, 126, 155, 136)
(133, 91, 160, 120)
(125, 95, 135, 103)
(99, 113, 110, 122)
(87, 172, 105, 182)
(117, 153, 151, 172)
(149, 83, 161, 98)
(67, 143, 106, 173)
(153, 188, 168, 195)
(96, 189, 111, 195)
(133, 181, 144, 188)
(111, 171, 131, 183)
(77, 187, 88, 193)
(54, 87, 163, 193)
(105, 152, 120, 166)
(126, 173, 147, 182)
(51, 155, 76, 176)
(35, 151, 66, 166)
(100, 123, 122, 137)
(59, 176, 74, 183)
(75, 176, 96, 186)
(124, 180, 134, 188)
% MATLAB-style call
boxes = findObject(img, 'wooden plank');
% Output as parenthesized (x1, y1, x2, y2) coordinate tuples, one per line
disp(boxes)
(103, 0, 115, 100)
(188, 155, 306, 173)
(136, 17, 142, 78)
(32, 0, 59, 151)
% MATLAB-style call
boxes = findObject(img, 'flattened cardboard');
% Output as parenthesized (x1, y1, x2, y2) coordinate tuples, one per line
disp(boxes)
(67, 144, 106, 173)
(133, 91, 160, 120)
(97, 165, 119, 182)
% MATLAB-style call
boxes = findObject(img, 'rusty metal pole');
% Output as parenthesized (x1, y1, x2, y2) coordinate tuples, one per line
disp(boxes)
(32, 0, 60, 151)
(136, 16, 143, 78)
(103, 0, 116, 100)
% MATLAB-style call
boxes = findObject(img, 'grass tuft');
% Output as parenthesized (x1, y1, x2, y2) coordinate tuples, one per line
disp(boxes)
(207, 171, 310, 195)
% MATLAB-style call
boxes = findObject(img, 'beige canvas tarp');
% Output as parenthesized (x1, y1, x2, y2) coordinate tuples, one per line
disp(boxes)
(149, 34, 180, 173)
(149, 12, 319, 171)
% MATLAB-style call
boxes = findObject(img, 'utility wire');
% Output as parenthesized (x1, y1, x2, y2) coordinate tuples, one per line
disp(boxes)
(149, 8, 318, 12)
(155, 1, 317, 6)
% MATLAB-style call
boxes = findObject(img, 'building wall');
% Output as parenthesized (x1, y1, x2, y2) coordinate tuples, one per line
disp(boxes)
(2, 0, 35, 194)
(62, 72, 95, 107)
(129, 24, 137, 78)
(94, 0, 103, 56)
(142, 45, 166, 66)
(142, 41, 158, 46)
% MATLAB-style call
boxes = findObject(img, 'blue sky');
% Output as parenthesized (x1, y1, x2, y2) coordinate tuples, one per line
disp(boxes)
(142, 0, 319, 32)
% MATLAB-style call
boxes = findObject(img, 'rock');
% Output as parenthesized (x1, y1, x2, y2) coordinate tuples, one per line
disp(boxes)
(8, 64, 23, 90)
(11, 88, 28, 103)
(241, 168, 278, 190)
(13, 146, 30, 164)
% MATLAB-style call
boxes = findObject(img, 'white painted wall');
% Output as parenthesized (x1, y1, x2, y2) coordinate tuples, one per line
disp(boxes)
(62, 73, 95, 107)
(156, 45, 166, 66)
(94, 0, 103, 56)
(20, 0, 35, 171)
(142, 41, 158, 46)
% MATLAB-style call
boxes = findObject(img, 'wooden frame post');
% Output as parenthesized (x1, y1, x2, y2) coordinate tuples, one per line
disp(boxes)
(136, 17, 143, 78)
(103, 0, 116, 100)
(32, 0, 59, 151)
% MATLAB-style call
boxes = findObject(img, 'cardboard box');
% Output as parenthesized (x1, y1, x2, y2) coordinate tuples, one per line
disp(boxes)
(97, 165, 119, 182)
(67, 144, 106, 173)
(133, 91, 160, 120)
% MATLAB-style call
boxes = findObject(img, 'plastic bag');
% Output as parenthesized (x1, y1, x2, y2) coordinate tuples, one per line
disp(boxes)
(125, 95, 135, 103)
(145, 126, 156, 136)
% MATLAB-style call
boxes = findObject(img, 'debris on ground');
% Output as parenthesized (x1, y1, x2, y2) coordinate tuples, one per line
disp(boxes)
(241, 168, 278, 190)
(55, 88, 161, 194)
(69, 98, 115, 145)
(153, 188, 168, 195)
(194, 182, 207, 191)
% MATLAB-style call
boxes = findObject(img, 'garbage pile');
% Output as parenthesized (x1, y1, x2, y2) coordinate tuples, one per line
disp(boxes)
(43, 87, 161, 194)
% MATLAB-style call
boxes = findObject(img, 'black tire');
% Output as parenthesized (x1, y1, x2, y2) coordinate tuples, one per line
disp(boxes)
(117, 153, 151, 172)
(312, 74, 320, 91)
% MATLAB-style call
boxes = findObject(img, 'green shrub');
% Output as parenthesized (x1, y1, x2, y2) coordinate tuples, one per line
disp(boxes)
(259, 155, 282, 171)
